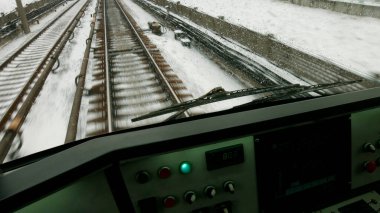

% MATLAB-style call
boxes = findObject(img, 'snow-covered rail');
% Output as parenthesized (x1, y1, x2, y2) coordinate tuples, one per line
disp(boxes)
(84, 0, 194, 137)
(0, 0, 92, 163)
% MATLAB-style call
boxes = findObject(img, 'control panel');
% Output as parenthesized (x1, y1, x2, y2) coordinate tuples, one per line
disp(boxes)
(351, 107, 380, 189)
(254, 116, 351, 212)
(317, 191, 380, 213)
(120, 136, 258, 213)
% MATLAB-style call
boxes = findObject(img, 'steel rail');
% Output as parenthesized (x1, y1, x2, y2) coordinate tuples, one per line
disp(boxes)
(65, 2, 99, 143)
(114, 0, 189, 118)
(0, 0, 92, 163)
(103, 0, 114, 132)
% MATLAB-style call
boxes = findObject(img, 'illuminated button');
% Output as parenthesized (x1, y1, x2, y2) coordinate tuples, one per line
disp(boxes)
(223, 181, 235, 194)
(163, 196, 176, 208)
(363, 143, 376, 153)
(158, 166, 171, 179)
(363, 160, 377, 173)
(135, 171, 151, 184)
(179, 161, 192, 174)
(204, 186, 216, 198)
(184, 191, 197, 204)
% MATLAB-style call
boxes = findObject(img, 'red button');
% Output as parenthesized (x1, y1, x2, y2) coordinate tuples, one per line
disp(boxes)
(158, 166, 171, 179)
(163, 196, 176, 208)
(364, 160, 377, 173)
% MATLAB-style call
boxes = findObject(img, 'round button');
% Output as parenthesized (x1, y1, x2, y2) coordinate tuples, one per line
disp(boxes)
(184, 191, 196, 204)
(163, 196, 176, 208)
(135, 170, 151, 184)
(224, 181, 235, 194)
(363, 160, 377, 173)
(204, 186, 216, 198)
(179, 161, 192, 174)
(158, 166, 171, 179)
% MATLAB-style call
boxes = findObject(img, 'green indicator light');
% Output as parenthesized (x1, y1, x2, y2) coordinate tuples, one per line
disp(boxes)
(179, 162, 192, 174)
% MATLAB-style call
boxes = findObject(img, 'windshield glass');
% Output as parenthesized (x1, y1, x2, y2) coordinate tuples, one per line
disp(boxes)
(0, 0, 379, 164)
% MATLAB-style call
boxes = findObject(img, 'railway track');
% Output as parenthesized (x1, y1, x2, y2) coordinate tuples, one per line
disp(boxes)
(0, 0, 81, 129)
(0, 0, 92, 162)
(135, 0, 373, 93)
(84, 0, 194, 137)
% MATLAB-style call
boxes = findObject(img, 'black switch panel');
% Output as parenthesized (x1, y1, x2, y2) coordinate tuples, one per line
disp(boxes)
(138, 197, 158, 213)
(338, 200, 376, 213)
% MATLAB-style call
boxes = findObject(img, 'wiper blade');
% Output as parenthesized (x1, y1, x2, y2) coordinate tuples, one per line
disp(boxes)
(132, 84, 299, 122)
(234, 79, 362, 109)
(131, 80, 361, 122)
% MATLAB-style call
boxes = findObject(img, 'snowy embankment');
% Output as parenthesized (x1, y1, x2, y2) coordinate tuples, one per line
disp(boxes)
(0, 0, 38, 14)
(333, 0, 380, 6)
(174, 0, 380, 79)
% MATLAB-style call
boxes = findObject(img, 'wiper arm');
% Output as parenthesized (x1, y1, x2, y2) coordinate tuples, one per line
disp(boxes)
(234, 79, 362, 109)
(132, 84, 299, 122)
(131, 80, 361, 122)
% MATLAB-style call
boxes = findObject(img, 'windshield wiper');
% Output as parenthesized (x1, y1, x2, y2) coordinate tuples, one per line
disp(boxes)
(131, 80, 361, 122)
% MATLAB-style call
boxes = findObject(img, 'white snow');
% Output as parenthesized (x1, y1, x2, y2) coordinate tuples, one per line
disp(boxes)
(0, 0, 40, 15)
(171, 0, 380, 79)
(332, 0, 380, 6)
(4, 0, 96, 162)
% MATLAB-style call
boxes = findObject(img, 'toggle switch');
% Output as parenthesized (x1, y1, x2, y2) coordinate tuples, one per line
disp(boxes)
(204, 185, 217, 198)
(224, 181, 235, 194)
(184, 191, 197, 204)
(363, 143, 376, 153)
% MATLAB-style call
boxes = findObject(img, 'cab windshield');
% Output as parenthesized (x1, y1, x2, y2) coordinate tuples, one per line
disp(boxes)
(0, 0, 379, 164)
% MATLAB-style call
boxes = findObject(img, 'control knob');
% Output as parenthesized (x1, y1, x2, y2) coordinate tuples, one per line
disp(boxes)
(204, 186, 216, 198)
(184, 191, 197, 204)
(223, 181, 235, 194)
(363, 143, 376, 153)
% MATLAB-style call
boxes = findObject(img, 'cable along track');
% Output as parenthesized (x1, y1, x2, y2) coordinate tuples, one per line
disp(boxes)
(86, 0, 194, 136)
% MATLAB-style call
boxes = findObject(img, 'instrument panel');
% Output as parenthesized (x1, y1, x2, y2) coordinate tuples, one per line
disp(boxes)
(1, 88, 380, 212)
(121, 136, 258, 213)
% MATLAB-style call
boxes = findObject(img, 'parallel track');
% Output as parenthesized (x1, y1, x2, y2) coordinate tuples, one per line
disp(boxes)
(135, 0, 374, 93)
(0, 0, 91, 162)
(85, 0, 194, 136)
(0, 0, 81, 131)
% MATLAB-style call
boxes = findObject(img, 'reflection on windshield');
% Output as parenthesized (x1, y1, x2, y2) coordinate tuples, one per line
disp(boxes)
(0, 0, 379, 163)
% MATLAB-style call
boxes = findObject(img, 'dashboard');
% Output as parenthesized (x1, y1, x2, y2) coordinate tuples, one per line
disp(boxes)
(1, 87, 380, 212)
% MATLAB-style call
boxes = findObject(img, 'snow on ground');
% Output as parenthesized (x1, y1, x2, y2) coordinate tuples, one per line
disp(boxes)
(173, 0, 380, 79)
(333, 0, 380, 6)
(0, 1, 78, 64)
(0, 0, 39, 14)
(5, 0, 96, 162)
(122, 0, 254, 113)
